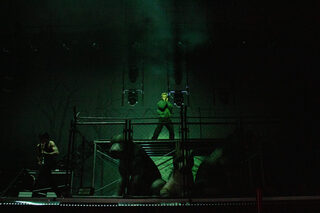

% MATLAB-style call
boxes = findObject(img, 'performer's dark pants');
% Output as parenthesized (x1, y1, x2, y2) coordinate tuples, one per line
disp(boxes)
(152, 117, 174, 140)
(34, 161, 61, 197)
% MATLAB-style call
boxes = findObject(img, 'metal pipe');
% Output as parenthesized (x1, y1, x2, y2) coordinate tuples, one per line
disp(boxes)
(95, 179, 121, 193)
(76, 121, 126, 125)
(131, 122, 237, 125)
(156, 157, 174, 167)
(96, 150, 119, 165)
(92, 142, 97, 189)
(77, 115, 279, 120)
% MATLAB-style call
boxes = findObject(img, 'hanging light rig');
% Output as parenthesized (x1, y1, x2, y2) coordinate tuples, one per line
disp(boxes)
(169, 86, 189, 108)
(123, 89, 143, 106)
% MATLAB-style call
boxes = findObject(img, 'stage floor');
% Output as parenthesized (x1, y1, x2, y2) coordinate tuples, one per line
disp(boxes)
(1, 195, 320, 212)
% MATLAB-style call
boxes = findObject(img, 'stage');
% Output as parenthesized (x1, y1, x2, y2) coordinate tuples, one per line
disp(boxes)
(1, 195, 320, 212)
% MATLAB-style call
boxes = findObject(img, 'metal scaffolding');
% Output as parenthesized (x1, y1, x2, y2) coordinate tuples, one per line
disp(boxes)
(66, 106, 279, 197)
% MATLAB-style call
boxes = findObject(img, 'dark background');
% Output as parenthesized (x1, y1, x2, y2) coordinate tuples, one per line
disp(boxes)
(0, 0, 319, 196)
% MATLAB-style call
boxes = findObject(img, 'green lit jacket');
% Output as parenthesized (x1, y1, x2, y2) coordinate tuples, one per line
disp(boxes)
(157, 100, 173, 118)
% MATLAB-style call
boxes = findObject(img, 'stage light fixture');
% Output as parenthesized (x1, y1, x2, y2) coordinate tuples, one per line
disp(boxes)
(169, 89, 189, 108)
(123, 89, 143, 106)
(174, 91, 184, 107)
(128, 89, 138, 106)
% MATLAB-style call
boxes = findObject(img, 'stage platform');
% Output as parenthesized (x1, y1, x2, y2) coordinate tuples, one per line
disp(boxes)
(1, 196, 320, 212)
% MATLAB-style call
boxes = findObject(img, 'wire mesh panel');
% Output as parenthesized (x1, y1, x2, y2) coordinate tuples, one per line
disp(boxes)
(152, 156, 174, 182)
(70, 118, 126, 196)
(92, 141, 120, 196)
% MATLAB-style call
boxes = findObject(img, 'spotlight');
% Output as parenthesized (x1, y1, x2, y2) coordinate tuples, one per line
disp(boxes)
(128, 89, 138, 106)
(169, 89, 188, 108)
(174, 91, 184, 107)
(62, 43, 70, 51)
(123, 89, 143, 106)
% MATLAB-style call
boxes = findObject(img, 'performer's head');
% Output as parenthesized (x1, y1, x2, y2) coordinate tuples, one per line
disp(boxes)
(161, 92, 168, 101)
(39, 132, 50, 144)
(109, 134, 126, 159)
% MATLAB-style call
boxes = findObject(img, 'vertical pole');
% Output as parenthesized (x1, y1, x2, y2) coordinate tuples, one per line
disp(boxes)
(128, 119, 133, 142)
(182, 105, 187, 197)
(259, 138, 266, 190)
(123, 119, 129, 196)
(70, 170, 74, 195)
(167, 57, 170, 92)
(256, 187, 262, 213)
(66, 106, 77, 197)
(213, 88, 216, 106)
(122, 66, 125, 106)
(179, 105, 190, 198)
(100, 153, 104, 196)
(199, 107, 202, 139)
(178, 105, 184, 196)
(92, 142, 97, 190)
(126, 119, 133, 196)
(121, 0, 127, 107)
(177, 105, 183, 154)
(70, 107, 77, 195)
(80, 136, 85, 188)
(66, 120, 73, 196)
(184, 105, 191, 198)
(142, 61, 145, 106)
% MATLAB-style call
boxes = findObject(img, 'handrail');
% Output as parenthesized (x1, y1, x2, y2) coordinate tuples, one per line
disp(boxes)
(75, 120, 279, 126)
(75, 121, 126, 125)
(76, 115, 281, 120)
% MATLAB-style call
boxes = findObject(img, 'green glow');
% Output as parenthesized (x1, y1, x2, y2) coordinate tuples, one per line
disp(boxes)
(152, 156, 173, 181)
(152, 155, 205, 182)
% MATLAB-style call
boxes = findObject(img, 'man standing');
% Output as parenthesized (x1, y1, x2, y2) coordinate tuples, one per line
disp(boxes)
(152, 92, 175, 140)
(35, 132, 61, 197)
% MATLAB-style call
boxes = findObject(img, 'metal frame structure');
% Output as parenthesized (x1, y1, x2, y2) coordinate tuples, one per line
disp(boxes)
(67, 106, 279, 197)
(66, 107, 128, 196)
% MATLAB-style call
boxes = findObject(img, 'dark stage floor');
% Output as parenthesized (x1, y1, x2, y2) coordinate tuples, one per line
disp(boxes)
(1, 195, 320, 213)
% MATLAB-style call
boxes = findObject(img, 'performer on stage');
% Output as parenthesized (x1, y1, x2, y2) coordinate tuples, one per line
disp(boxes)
(152, 92, 175, 140)
(34, 132, 62, 197)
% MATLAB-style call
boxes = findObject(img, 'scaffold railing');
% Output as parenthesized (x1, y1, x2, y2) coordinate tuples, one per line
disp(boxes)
(67, 106, 281, 197)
